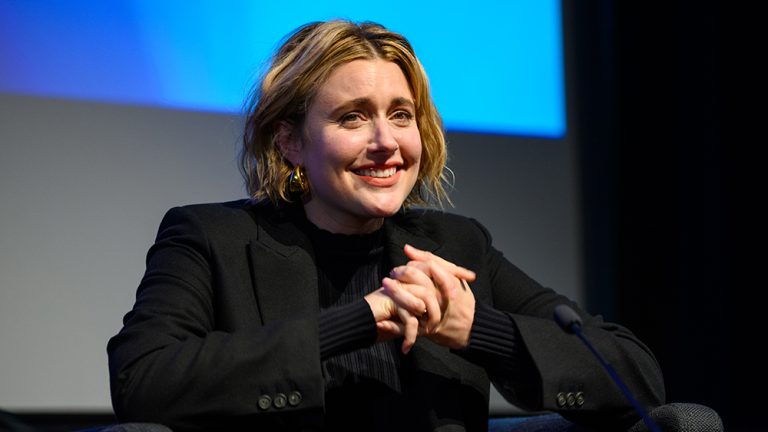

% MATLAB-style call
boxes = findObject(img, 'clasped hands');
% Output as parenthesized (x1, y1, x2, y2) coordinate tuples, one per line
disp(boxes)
(364, 244, 476, 354)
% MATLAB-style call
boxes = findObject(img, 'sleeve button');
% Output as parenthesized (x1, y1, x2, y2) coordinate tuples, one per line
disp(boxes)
(566, 392, 576, 407)
(273, 392, 288, 409)
(257, 395, 272, 410)
(575, 391, 585, 407)
(555, 392, 567, 407)
(288, 390, 302, 406)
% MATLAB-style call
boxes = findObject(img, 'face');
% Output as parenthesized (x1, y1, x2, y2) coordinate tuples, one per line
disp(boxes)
(285, 59, 422, 234)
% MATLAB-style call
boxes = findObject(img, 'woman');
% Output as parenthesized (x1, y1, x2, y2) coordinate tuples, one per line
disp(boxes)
(108, 20, 664, 431)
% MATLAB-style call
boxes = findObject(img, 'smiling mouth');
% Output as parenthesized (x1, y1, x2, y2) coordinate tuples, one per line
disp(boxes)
(352, 167, 398, 178)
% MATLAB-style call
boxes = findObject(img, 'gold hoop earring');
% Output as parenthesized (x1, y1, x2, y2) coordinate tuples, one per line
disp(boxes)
(288, 165, 309, 197)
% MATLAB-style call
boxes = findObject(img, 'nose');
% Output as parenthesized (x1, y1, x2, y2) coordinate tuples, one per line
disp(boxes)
(369, 120, 399, 153)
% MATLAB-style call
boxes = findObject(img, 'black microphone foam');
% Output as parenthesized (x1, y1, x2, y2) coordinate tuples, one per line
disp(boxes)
(553, 304, 582, 333)
(552, 304, 661, 432)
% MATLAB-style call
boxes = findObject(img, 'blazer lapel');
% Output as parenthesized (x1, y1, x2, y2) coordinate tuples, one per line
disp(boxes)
(248, 217, 319, 325)
(383, 215, 441, 268)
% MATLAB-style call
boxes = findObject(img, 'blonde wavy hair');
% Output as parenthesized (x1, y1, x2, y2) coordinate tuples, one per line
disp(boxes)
(241, 20, 450, 207)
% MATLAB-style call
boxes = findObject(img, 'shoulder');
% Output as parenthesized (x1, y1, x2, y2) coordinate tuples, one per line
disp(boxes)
(163, 199, 278, 223)
(167, 198, 253, 218)
(157, 199, 279, 240)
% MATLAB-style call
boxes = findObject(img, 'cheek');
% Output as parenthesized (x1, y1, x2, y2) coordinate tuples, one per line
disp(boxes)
(332, 129, 373, 157)
(304, 132, 358, 173)
(402, 131, 423, 162)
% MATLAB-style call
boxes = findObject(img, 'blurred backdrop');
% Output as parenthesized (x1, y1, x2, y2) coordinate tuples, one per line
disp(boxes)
(2, 1, 745, 431)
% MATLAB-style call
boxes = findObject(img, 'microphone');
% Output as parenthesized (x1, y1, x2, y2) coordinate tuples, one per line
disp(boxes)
(553, 304, 661, 432)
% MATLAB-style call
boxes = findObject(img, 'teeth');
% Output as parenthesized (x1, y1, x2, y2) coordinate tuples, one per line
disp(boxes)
(355, 167, 397, 178)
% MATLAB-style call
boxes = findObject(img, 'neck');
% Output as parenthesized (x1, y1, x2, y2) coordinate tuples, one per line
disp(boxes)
(303, 206, 384, 235)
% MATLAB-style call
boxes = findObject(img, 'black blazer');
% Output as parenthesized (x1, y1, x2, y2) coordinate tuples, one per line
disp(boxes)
(108, 200, 664, 431)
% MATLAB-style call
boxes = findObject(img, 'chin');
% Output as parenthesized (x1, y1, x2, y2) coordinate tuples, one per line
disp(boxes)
(364, 206, 400, 219)
(362, 199, 405, 218)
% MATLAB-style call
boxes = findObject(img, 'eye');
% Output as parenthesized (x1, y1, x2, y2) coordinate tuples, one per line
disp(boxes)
(391, 110, 415, 126)
(339, 112, 365, 128)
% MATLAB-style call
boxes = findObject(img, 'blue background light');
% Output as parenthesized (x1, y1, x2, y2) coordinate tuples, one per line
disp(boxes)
(0, 0, 564, 137)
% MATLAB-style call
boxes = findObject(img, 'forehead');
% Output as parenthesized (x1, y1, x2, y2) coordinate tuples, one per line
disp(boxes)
(314, 59, 413, 102)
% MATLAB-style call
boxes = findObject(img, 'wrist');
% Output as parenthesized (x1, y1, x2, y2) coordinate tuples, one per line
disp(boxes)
(364, 289, 396, 322)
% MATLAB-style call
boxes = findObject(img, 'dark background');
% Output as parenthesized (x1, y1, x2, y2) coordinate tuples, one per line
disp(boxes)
(571, 1, 754, 431)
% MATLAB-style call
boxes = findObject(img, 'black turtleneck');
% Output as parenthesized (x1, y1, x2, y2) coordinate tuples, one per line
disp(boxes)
(306, 222, 402, 393)
(304, 215, 532, 427)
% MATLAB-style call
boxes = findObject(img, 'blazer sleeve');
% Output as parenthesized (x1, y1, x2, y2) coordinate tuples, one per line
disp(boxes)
(107, 206, 325, 430)
(467, 218, 666, 428)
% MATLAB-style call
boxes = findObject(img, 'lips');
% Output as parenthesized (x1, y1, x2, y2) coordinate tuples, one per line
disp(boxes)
(352, 167, 398, 178)
(352, 165, 402, 187)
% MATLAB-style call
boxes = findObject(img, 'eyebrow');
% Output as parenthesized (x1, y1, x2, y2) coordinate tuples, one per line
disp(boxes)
(329, 97, 415, 117)
(391, 97, 416, 111)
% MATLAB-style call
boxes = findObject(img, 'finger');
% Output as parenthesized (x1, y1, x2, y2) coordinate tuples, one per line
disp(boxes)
(388, 266, 443, 329)
(404, 244, 477, 282)
(397, 307, 419, 354)
(461, 279, 471, 291)
(376, 320, 404, 337)
(381, 277, 429, 317)
(406, 260, 462, 301)
(382, 276, 442, 329)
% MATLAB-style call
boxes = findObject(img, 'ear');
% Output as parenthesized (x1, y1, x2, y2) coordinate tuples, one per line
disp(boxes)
(275, 121, 303, 166)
